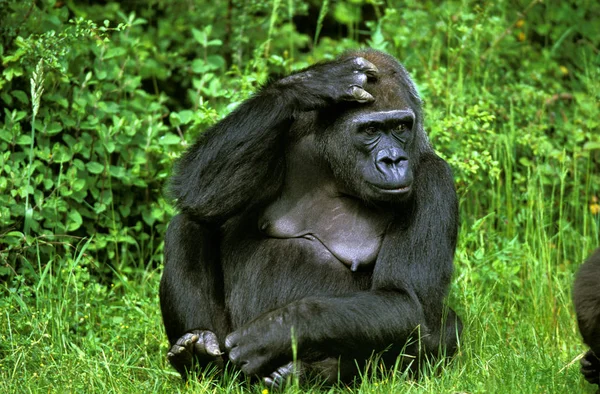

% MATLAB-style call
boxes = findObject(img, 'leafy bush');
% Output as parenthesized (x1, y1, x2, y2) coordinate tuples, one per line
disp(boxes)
(2, 12, 171, 277)
(1, 0, 598, 283)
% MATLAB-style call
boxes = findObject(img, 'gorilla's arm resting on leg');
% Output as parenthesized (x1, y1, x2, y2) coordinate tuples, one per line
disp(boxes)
(159, 214, 229, 377)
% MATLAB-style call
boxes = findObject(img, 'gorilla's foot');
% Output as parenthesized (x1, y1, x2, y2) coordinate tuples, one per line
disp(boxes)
(167, 330, 224, 379)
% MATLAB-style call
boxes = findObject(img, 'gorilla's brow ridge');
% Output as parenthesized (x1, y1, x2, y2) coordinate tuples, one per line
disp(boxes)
(350, 110, 415, 126)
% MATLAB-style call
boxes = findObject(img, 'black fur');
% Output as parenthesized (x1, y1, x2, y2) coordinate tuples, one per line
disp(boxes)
(159, 49, 461, 386)
(574, 248, 600, 386)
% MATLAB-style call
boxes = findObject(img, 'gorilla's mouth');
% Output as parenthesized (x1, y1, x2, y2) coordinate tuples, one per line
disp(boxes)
(370, 183, 412, 195)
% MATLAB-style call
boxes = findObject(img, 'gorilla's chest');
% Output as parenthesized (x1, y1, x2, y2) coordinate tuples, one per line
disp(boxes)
(258, 136, 390, 271)
(259, 192, 388, 271)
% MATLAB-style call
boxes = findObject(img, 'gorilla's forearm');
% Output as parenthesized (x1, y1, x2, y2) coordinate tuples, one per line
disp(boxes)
(225, 290, 450, 376)
(287, 291, 431, 353)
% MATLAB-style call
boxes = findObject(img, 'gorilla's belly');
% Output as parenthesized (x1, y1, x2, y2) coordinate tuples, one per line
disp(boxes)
(224, 236, 373, 327)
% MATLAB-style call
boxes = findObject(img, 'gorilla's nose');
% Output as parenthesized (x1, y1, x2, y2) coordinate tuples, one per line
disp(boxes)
(376, 148, 406, 167)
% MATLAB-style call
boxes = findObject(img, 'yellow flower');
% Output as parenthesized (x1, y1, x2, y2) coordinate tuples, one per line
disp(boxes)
(262, 389, 269, 394)
(591, 196, 600, 215)
(515, 19, 525, 28)
(559, 66, 569, 75)
(517, 32, 526, 42)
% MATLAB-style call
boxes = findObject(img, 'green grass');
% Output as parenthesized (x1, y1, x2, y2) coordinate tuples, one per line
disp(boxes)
(1, 160, 597, 393)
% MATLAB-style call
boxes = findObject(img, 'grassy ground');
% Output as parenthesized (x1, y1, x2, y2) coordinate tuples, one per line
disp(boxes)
(1, 153, 598, 394)
(0, 257, 595, 394)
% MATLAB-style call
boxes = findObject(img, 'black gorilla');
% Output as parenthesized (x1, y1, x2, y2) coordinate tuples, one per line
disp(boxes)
(574, 248, 600, 386)
(159, 49, 461, 386)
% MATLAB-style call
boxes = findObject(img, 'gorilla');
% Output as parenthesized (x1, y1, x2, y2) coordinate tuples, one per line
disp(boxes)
(574, 248, 600, 386)
(159, 49, 462, 387)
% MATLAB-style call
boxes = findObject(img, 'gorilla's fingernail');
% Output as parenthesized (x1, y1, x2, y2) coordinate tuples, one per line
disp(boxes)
(366, 67, 379, 79)
(208, 344, 222, 355)
(355, 90, 374, 103)
(581, 358, 592, 367)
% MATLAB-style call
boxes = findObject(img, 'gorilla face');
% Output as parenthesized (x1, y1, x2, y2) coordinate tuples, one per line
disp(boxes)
(322, 108, 416, 203)
(351, 109, 415, 196)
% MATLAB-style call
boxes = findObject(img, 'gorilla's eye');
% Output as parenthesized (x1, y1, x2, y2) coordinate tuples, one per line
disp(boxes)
(363, 126, 378, 136)
(394, 123, 410, 133)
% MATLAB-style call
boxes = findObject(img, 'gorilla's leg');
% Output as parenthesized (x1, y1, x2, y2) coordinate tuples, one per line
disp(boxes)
(159, 214, 230, 378)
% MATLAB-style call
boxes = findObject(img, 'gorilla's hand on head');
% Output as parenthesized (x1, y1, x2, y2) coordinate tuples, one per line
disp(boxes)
(276, 57, 379, 110)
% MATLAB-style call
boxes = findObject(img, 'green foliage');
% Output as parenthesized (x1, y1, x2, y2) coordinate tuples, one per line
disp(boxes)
(0, 0, 599, 392)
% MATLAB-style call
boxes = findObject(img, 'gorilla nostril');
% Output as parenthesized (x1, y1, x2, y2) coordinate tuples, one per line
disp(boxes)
(376, 149, 405, 166)
(379, 157, 397, 166)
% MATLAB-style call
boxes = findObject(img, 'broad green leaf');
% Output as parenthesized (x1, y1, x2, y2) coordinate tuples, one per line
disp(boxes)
(86, 162, 105, 174)
(67, 210, 83, 231)
(159, 133, 181, 145)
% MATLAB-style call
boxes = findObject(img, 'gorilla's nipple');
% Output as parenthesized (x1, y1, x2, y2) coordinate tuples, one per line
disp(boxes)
(258, 219, 270, 233)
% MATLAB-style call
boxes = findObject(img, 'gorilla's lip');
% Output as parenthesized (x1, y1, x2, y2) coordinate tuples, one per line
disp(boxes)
(370, 183, 412, 194)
